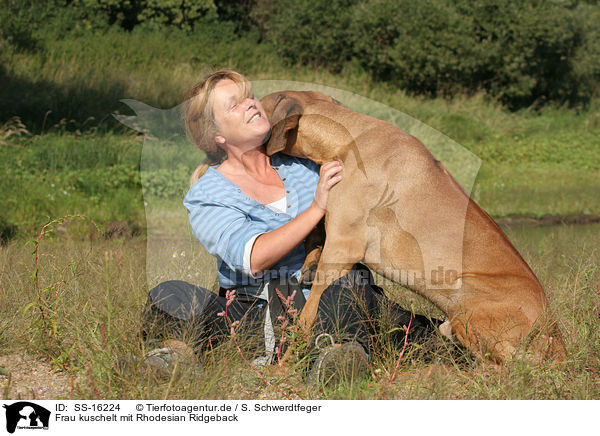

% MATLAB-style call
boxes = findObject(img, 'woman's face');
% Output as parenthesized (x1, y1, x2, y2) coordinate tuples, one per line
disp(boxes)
(212, 79, 270, 150)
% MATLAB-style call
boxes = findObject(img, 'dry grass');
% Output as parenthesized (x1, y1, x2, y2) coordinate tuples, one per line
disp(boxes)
(0, 218, 599, 400)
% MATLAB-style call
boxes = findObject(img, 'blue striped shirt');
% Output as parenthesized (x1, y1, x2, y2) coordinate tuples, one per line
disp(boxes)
(183, 153, 320, 289)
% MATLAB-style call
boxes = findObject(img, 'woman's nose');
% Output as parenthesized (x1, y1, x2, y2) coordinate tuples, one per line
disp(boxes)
(242, 98, 256, 110)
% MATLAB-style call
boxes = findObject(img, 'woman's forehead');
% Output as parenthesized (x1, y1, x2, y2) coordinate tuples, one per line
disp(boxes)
(214, 79, 251, 101)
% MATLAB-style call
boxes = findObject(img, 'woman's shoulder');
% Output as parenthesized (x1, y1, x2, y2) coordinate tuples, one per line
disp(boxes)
(184, 165, 232, 204)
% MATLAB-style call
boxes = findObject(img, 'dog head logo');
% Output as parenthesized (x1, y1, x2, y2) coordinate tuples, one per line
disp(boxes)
(112, 99, 203, 287)
(3, 402, 50, 433)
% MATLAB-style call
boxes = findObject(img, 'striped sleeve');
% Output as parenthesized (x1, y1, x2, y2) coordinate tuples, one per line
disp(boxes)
(184, 189, 267, 275)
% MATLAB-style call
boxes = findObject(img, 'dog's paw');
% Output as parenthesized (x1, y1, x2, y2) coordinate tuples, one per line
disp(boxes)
(439, 320, 455, 341)
(300, 263, 318, 285)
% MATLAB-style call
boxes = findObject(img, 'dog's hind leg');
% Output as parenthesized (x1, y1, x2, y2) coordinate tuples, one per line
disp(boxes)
(449, 302, 538, 363)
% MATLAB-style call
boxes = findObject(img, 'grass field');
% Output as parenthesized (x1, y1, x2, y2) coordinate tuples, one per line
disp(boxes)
(1, 219, 598, 400)
(2, 92, 599, 240)
(1, 22, 599, 400)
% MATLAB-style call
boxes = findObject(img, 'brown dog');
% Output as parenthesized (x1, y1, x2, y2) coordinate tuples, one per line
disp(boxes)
(261, 90, 567, 363)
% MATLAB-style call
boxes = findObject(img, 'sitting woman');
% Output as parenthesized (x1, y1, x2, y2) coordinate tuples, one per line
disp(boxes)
(143, 69, 439, 383)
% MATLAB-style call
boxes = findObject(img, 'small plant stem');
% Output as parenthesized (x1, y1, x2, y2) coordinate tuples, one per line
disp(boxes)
(2, 372, 11, 400)
(389, 311, 413, 383)
(274, 288, 298, 367)
(87, 365, 101, 399)
(219, 291, 301, 400)
(104, 251, 112, 340)
(163, 360, 180, 400)
(31, 215, 89, 338)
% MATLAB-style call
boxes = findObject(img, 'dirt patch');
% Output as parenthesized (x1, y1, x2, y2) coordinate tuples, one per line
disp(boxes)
(0, 353, 72, 400)
(495, 213, 600, 228)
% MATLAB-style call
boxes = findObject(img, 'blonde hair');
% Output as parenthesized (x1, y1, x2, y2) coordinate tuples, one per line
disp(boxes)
(184, 69, 252, 186)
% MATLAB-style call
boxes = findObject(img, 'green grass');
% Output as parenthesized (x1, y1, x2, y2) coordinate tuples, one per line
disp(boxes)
(2, 129, 598, 239)
(0, 131, 145, 234)
(473, 163, 600, 217)
(3, 108, 599, 238)
(1, 23, 599, 238)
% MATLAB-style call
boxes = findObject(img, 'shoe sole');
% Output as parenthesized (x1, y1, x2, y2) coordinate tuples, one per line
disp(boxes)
(308, 342, 370, 386)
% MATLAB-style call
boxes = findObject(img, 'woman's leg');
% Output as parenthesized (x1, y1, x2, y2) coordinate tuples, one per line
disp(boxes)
(312, 264, 439, 353)
(143, 280, 266, 352)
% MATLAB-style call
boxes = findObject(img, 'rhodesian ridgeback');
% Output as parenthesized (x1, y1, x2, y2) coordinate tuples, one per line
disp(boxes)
(261, 90, 567, 363)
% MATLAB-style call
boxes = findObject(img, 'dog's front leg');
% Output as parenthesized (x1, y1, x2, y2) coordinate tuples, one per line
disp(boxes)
(275, 261, 356, 368)
(275, 236, 365, 369)
(298, 237, 367, 333)
(299, 218, 325, 285)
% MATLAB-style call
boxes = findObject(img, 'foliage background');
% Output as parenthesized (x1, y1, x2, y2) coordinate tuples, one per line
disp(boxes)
(0, 0, 599, 238)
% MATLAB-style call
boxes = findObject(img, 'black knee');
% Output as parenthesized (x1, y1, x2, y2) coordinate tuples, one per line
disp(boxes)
(142, 280, 217, 347)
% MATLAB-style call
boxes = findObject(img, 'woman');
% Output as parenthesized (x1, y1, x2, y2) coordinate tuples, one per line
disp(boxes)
(144, 69, 439, 383)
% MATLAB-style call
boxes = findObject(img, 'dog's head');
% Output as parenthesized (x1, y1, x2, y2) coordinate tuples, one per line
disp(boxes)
(261, 91, 353, 163)
(260, 91, 304, 156)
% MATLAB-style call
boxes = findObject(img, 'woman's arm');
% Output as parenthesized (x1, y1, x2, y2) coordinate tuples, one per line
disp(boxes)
(250, 160, 342, 276)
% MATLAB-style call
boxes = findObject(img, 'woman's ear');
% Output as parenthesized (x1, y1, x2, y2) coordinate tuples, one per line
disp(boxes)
(264, 95, 302, 156)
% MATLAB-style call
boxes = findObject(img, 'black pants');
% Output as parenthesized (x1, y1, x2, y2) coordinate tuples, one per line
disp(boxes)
(312, 264, 437, 351)
(142, 264, 437, 355)
(142, 279, 267, 351)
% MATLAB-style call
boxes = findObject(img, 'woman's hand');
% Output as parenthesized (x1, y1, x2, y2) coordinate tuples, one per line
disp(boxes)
(312, 160, 343, 213)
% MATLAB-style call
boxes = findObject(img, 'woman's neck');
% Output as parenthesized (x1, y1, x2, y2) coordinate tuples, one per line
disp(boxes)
(220, 147, 272, 178)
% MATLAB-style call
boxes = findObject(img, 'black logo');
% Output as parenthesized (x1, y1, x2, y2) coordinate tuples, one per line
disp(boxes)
(2, 402, 50, 434)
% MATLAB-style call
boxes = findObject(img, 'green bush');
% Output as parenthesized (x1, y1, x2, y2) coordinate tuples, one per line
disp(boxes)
(0, 0, 50, 50)
(462, 0, 587, 108)
(260, 0, 361, 72)
(572, 2, 600, 102)
(64, 0, 216, 30)
(351, 0, 476, 95)
(1, 0, 598, 118)
(214, 0, 256, 33)
(352, 0, 594, 108)
(258, 0, 598, 108)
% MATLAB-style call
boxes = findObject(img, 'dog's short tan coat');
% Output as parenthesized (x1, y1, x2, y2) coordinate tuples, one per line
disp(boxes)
(261, 90, 566, 363)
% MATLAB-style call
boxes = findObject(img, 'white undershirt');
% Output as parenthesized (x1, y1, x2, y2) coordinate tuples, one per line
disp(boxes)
(265, 196, 287, 214)
(243, 196, 287, 278)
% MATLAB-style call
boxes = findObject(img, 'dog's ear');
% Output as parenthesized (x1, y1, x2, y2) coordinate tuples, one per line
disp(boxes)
(265, 95, 302, 156)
